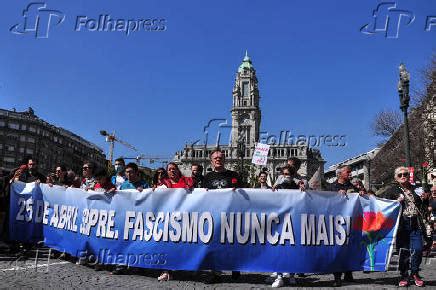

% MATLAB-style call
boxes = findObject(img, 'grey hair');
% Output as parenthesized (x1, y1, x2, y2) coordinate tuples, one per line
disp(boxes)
(336, 165, 350, 177)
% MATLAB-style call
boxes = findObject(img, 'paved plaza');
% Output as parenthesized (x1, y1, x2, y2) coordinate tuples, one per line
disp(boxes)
(0, 245, 435, 289)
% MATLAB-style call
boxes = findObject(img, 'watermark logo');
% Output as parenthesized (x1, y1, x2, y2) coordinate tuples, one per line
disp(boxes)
(75, 15, 166, 36)
(10, 2, 65, 39)
(425, 16, 436, 31)
(188, 118, 346, 148)
(10, 2, 167, 39)
(191, 118, 234, 147)
(360, 2, 415, 39)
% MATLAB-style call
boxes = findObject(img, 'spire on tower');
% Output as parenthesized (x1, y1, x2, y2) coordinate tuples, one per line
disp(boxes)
(238, 50, 254, 72)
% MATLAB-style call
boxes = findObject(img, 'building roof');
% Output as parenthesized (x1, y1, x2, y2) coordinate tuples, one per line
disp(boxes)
(0, 107, 103, 153)
(325, 148, 380, 174)
(238, 50, 254, 73)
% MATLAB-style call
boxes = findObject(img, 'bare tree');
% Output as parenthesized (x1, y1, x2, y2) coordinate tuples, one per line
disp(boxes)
(371, 109, 402, 139)
(411, 53, 436, 107)
(371, 54, 435, 144)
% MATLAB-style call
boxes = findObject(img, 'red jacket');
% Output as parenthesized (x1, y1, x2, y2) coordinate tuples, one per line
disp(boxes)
(161, 176, 194, 189)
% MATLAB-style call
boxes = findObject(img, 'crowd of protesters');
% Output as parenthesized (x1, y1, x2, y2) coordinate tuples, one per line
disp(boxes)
(0, 152, 435, 287)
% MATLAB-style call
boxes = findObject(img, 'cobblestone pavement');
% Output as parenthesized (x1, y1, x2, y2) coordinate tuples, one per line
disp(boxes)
(0, 246, 435, 289)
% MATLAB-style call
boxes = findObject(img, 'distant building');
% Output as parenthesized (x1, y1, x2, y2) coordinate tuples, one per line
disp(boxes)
(324, 148, 380, 190)
(0, 107, 106, 175)
(173, 52, 325, 182)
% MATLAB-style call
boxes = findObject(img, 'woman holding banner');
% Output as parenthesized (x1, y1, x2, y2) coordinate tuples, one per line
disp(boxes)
(156, 162, 194, 281)
(159, 162, 194, 190)
(378, 166, 429, 287)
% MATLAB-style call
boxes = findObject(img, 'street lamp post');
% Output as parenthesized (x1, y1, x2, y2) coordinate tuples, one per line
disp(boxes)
(398, 63, 412, 168)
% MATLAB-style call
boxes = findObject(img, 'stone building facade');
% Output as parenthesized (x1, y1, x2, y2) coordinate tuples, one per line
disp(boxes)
(0, 107, 106, 175)
(173, 53, 325, 183)
(324, 148, 380, 190)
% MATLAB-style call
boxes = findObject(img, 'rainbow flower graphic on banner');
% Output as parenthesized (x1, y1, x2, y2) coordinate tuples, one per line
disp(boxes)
(352, 212, 395, 271)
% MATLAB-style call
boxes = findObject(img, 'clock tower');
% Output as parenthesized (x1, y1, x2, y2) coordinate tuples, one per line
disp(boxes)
(231, 51, 261, 148)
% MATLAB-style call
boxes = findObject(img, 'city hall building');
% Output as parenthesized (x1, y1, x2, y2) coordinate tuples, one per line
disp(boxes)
(173, 53, 325, 183)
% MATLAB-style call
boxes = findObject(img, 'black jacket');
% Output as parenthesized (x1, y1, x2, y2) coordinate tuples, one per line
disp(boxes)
(326, 180, 358, 193)
(378, 182, 426, 230)
(18, 170, 46, 183)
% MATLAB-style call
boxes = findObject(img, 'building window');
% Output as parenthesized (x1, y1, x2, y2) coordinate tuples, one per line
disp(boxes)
(3, 157, 15, 163)
(29, 126, 36, 133)
(242, 82, 249, 97)
(28, 137, 35, 143)
(0, 144, 2, 149)
(20, 135, 26, 142)
(21, 124, 27, 130)
(19, 147, 24, 153)
(0, 120, 5, 127)
(6, 145, 14, 151)
(26, 148, 34, 154)
(8, 122, 19, 130)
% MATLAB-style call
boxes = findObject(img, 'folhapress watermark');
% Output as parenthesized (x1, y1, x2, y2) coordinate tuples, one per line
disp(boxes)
(189, 118, 346, 148)
(361, 2, 435, 38)
(10, 2, 65, 39)
(10, 2, 167, 39)
(75, 15, 166, 35)
(259, 130, 346, 147)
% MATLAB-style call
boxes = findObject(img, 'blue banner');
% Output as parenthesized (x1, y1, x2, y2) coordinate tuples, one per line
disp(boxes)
(9, 182, 401, 273)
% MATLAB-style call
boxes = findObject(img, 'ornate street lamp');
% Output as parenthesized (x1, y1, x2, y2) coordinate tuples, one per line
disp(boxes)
(398, 63, 412, 167)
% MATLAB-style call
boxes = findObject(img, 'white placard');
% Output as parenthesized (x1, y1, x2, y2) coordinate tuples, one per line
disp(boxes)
(251, 143, 270, 166)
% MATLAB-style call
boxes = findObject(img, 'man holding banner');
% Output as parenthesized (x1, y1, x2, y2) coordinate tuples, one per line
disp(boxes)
(326, 165, 359, 287)
(203, 149, 241, 284)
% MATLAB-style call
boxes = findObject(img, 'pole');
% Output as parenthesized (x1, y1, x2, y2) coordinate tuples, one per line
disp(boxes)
(398, 63, 412, 168)
(403, 109, 412, 167)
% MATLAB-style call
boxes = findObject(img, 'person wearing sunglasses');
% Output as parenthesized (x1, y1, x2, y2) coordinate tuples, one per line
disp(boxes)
(273, 157, 307, 191)
(378, 166, 429, 287)
(80, 161, 97, 191)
